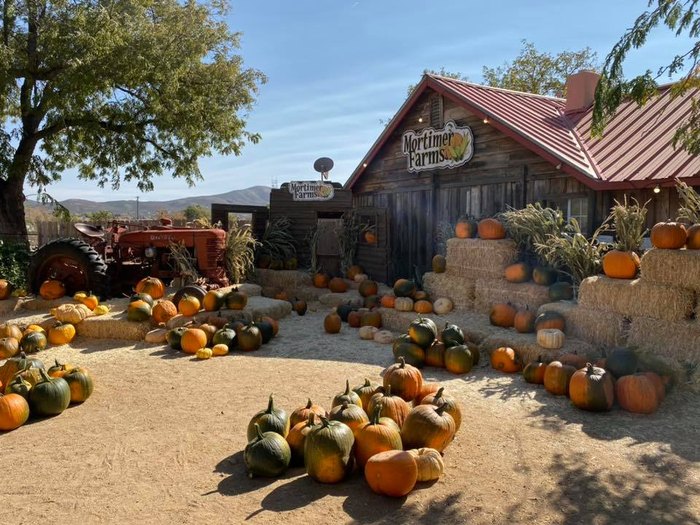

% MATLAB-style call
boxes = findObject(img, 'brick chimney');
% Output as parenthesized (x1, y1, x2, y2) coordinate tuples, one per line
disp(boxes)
(565, 70, 600, 113)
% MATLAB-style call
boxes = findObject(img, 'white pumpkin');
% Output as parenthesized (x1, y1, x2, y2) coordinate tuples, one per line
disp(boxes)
(408, 448, 445, 482)
(373, 330, 394, 344)
(394, 297, 414, 312)
(359, 325, 379, 340)
(537, 328, 565, 349)
(432, 297, 453, 315)
(144, 328, 168, 344)
(354, 273, 369, 283)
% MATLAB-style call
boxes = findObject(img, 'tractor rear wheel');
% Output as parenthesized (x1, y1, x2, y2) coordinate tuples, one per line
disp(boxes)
(29, 238, 110, 299)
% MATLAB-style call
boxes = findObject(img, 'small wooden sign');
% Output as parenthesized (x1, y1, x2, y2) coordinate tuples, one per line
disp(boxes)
(288, 181, 335, 201)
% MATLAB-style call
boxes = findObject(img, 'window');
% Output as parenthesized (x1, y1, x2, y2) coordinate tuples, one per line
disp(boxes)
(566, 197, 588, 231)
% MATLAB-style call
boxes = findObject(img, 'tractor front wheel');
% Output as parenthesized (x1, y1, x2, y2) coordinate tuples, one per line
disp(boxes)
(28, 238, 110, 299)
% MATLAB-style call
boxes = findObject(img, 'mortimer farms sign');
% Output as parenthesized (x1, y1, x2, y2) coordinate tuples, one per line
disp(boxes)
(288, 181, 335, 201)
(402, 120, 474, 172)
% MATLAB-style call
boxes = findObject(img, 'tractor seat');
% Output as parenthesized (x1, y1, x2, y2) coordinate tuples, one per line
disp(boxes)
(74, 222, 105, 239)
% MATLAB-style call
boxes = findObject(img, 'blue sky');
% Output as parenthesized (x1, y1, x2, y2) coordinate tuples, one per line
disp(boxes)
(39, 0, 696, 202)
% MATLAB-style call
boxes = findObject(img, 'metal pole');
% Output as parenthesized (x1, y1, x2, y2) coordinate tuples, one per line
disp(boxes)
(136, 196, 140, 220)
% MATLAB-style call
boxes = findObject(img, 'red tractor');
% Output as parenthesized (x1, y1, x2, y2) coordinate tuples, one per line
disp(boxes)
(28, 220, 229, 298)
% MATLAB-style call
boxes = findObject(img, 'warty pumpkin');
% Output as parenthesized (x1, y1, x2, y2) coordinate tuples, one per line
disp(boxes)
(490, 346, 521, 373)
(650, 221, 687, 249)
(195, 347, 213, 360)
(152, 300, 178, 325)
(47, 322, 76, 345)
(408, 448, 445, 482)
(569, 363, 614, 412)
(383, 357, 424, 402)
(401, 403, 456, 453)
(247, 394, 290, 440)
(52, 303, 93, 324)
(0, 392, 30, 431)
(304, 416, 355, 483)
(245, 423, 291, 478)
(364, 450, 417, 497)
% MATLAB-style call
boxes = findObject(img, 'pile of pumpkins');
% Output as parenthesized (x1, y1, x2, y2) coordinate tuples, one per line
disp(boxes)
(378, 278, 453, 316)
(244, 359, 461, 497)
(489, 345, 667, 415)
(323, 302, 391, 343)
(489, 304, 568, 350)
(0, 353, 94, 432)
(392, 316, 479, 374)
(603, 220, 700, 280)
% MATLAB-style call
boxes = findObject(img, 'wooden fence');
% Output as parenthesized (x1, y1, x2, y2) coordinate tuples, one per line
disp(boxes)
(34, 219, 187, 247)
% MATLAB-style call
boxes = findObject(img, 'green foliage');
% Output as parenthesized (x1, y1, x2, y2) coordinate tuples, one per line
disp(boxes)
(183, 204, 210, 222)
(676, 179, 700, 223)
(608, 197, 649, 252)
(407, 67, 469, 95)
(225, 223, 259, 284)
(534, 219, 609, 289)
(0, 240, 30, 288)
(593, 1, 700, 153)
(500, 204, 567, 264)
(0, 0, 265, 243)
(256, 217, 296, 263)
(86, 210, 115, 224)
(482, 40, 598, 97)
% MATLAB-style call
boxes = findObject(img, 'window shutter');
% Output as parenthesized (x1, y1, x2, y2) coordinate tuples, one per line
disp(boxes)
(430, 94, 443, 128)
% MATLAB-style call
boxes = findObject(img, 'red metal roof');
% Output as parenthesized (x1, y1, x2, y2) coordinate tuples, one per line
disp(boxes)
(345, 74, 700, 190)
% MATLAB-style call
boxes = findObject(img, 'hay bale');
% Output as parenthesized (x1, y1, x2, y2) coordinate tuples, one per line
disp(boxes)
(422, 272, 475, 309)
(478, 332, 598, 367)
(640, 248, 700, 293)
(474, 279, 551, 314)
(446, 238, 518, 280)
(20, 296, 73, 311)
(538, 301, 629, 348)
(578, 276, 695, 322)
(627, 316, 700, 364)
(319, 291, 364, 308)
(245, 296, 293, 320)
(254, 269, 312, 289)
(76, 312, 151, 341)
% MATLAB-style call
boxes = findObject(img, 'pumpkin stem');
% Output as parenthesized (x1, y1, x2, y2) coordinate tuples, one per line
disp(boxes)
(363, 378, 371, 387)
(305, 398, 313, 409)
(319, 415, 330, 427)
(266, 394, 275, 414)
(371, 405, 382, 425)
(344, 379, 351, 395)
(398, 356, 406, 368)
(586, 362, 595, 374)
(37, 368, 52, 383)
(434, 387, 445, 400)
(435, 403, 449, 416)
(254, 422, 265, 441)
(385, 385, 392, 397)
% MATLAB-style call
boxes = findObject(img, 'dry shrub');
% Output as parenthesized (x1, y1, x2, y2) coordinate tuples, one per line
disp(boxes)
(578, 275, 695, 322)
(446, 238, 518, 280)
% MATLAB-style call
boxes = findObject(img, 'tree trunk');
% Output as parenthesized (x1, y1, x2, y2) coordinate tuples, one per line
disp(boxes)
(0, 176, 29, 248)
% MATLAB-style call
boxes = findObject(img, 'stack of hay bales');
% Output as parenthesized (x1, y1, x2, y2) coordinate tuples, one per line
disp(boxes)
(540, 248, 699, 377)
(423, 238, 551, 313)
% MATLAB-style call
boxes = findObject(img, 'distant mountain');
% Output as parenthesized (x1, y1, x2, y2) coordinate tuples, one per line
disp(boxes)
(29, 185, 271, 218)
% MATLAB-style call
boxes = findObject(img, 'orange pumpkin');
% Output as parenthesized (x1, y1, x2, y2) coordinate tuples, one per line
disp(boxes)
(558, 351, 587, 370)
(413, 381, 441, 404)
(347, 310, 363, 328)
(39, 279, 66, 300)
(0, 279, 13, 300)
(367, 387, 411, 428)
(513, 307, 536, 333)
(615, 373, 661, 414)
(346, 265, 364, 280)
(380, 295, 395, 308)
(504, 262, 532, 283)
(490, 346, 521, 373)
(477, 218, 506, 240)
(543, 361, 577, 396)
(454, 218, 477, 239)
(364, 450, 417, 497)
(413, 300, 433, 314)
(602, 250, 640, 279)
(420, 387, 462, 431)
(135, 277, 165, 300)
(358, 279, 378, 298)
(180, 328, 208, 354)
(328, 277, 348, 293)
(490, 303, 517, 328)
(686, 224, 700, 249)
(274, 290, 289, 301)
(178, 295, 201, 316)
(383, 357, 423, 402)
(313, 273, 330, 288)
(202, 290, 226, 312)
(360, 311, 382, 329)
(650, 221, 687, 249)
(0, 337, 20, 359)
(534, 311, 566, 332)
(355, 407, 403, 469)
(324, 312, 342, 334)
(569, 363, 615, 412)
(641, 371, 666, 402)
(364, 231, 377, 244)
(152, 300, 178, 325)
(0, 392, 30, 431)
(522, 356, 547, 384)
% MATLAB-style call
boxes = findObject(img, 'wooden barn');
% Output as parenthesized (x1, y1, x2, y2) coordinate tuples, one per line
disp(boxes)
(345, 71, 700, 283)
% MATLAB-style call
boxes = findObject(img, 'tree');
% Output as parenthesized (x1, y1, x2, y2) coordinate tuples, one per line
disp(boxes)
(0, 0, 266, 247)
(592, 0, 700, 153)
(407, 67, 469, 96)
(183, 204, 209, 222)
(86, 210, 115, 224)
(482, 40, 598, 97)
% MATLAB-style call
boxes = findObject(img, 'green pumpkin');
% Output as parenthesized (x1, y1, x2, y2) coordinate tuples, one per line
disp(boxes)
(5, 374, 32, 400)
(393, 279, 417, 298)
(129, 293, 154, 307)
(441, 322, 465, 348)
(256, 321, 274, 344)
(336, 303, 356, 323)
(444, 344, 474, 374)
(425, 341, 446, 368)
(166, 327, 188, 351)
(244, 423, 291, 478)
(408, 316, 437, 349)
(212, 328, 237, 349)
(29, 369, 71, 416)
(304, 417, 355, 484)
(19, 331, 47, 354)
(63, 368, 94, 403)
(247, 394, 290, 441)
(532, 266, 558, 286)
(392, 338, 426, 368)
(331, 379, 363, 409)
(127, 302, 152, 322)
(237, 324, 262, 351)
(606, 347, 639, 378)
(548, 282, 574, 301)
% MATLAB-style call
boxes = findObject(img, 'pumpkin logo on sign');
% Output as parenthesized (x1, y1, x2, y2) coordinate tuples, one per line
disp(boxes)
(402, 121, 474, 172)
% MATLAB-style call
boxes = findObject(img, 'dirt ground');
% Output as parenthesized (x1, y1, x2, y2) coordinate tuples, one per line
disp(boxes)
(1, 306, 699, 525)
